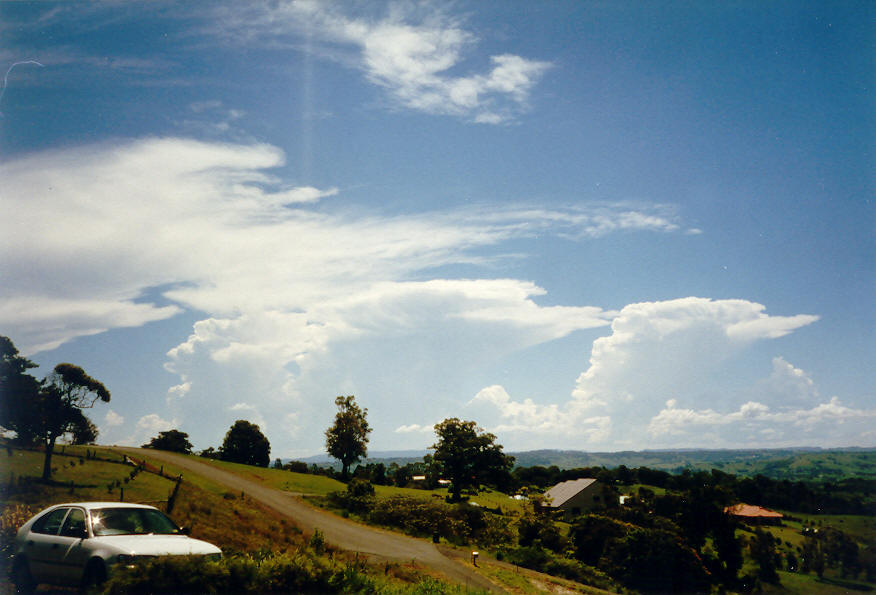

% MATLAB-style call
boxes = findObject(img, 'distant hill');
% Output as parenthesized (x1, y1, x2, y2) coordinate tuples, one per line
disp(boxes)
(290, 447, 876, 481)
(507, 447, 876, 481)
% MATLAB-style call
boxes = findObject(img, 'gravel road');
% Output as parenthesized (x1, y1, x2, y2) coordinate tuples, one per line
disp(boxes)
(121, 448, 501, 592)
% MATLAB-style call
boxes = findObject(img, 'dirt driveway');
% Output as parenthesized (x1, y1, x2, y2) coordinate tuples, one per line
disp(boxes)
(121, 448, 500, 592)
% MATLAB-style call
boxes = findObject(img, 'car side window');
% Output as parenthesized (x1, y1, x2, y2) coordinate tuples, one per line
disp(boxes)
(60, 508, 86, 538)
(31, 508, 69, 535)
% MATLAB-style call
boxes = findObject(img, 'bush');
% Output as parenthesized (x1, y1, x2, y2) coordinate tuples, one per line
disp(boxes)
(0, 503, 33, 559)
(328, 479, 376, 514)
(505, 545, 618, 592)
(102, 550, 382, 594)
(369, 496, 449, 538)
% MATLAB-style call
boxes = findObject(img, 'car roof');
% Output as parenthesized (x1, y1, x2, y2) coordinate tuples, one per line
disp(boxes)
(46, 502, 159, 511)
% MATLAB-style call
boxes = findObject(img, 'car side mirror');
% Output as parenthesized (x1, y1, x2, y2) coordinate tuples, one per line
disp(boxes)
(63, 527, 88, 539)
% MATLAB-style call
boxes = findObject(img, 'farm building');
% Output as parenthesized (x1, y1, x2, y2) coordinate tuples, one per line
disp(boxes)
(724, 503, 784, 525)
(542, 478, 610, 520)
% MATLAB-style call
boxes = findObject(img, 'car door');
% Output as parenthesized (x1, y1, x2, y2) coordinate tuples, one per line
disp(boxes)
(54, 507, 90, 586)
(23, 506, 70, 584)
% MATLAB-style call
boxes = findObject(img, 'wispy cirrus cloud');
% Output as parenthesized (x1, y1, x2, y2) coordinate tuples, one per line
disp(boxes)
(209, 1, 552, 123)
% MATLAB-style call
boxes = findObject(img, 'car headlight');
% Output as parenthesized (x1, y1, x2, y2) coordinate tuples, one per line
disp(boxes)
(116, 554, 137, 569)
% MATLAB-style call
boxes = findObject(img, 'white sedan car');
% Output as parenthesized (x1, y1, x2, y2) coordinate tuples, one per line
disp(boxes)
(10, 502, 221, 593)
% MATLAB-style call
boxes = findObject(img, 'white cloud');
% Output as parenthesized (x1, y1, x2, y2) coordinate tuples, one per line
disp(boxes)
(571, 298, 818, 412)
(1, 137, 681, 359)
(471, 297, 831, 449)
(104, 410, 124, 427)
(211, 2, 551, 123)
(137, 413, 176, 433)
(0, 137, 701, 453)
(647, 395, 876, 446)
(228, 402, 266, 430)
(122, 413, 179, 447)
(754, 356, 820, 409)
(395, 423, 434, 434)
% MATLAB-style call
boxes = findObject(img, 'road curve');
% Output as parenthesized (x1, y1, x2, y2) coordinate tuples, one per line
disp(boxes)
(120, 448, 500, 592)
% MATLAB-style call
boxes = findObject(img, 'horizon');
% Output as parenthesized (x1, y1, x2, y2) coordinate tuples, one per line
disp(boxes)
(2, 1, 873, 457)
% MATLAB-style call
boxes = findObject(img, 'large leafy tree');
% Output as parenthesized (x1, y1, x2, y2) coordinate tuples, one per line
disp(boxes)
(325, 395, 371, 479)
(38, 363, 110, 479)
(143, 429, 193, 454)
(2, 337, 110, 480)
(0, 336, 42, 444)
(220, 420, 270, 467)
(431, 418, 514, 502)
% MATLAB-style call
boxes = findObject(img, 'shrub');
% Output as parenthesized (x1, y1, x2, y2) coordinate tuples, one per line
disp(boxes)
(0, 503, 33, 559)
(102, 550, 383, 594)
(369, 495, 448, 538)
(328, 479, 376, 514)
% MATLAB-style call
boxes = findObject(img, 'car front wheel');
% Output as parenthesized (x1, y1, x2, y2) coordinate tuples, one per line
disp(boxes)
(11, 557, 36, 595)
(81, 558, 107, 593)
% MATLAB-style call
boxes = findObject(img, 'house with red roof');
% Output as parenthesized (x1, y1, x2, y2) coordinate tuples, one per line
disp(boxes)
(724, 503, 784, 525)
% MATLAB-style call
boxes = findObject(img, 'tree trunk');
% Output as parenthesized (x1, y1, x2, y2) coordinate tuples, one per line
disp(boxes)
(42, 434, 57, 481)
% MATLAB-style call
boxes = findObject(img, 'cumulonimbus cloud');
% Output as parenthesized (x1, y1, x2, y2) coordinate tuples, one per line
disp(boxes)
(465, 297, 871, 450)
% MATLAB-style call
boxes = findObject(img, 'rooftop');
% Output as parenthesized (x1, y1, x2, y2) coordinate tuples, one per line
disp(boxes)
(544, 478, 598, 508)
(724, 503, 784, 518)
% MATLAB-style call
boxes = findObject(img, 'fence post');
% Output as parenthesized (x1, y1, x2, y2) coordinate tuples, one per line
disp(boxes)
(120, 487, 124, 502)
(167, 476, 183, 514)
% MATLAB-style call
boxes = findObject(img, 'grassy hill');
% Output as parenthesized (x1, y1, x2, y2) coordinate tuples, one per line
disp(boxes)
(508, 448, 876, 481)
(310, 447, 876, 482)
(0, 446, 599, 594)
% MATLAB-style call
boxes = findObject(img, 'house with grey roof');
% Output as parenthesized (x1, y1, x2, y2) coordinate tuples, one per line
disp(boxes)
(543, 478, 609, 520)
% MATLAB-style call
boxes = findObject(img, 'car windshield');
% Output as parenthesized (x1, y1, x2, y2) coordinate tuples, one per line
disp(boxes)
(90, 508, 181, 536)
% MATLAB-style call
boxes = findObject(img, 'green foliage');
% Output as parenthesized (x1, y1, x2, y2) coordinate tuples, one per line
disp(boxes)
(329, 479, 376, 513)
(325, 395, 371, 479)
(1, 339, 111, 481)
(143, 429, 194, 454)
(101, 550, 378, 594)
(220, 420, 271, 467)
(364, 494, 510, 547)
(571, 514, 632, 565)
(504, 545, 618, 591)
(431, 418, 514, 501)
(70, 413, 99, 444)
(0, 503, 34, 559)
(601, 526, 711, 593)
(0, 336, 42, 445)
(516, 498, 566, 553)
(100, 550, 470, 594)
(749, 528, 781, 584)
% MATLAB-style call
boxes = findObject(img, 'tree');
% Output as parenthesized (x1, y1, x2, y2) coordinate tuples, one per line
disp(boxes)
(431, 418, 514, 502)
(0, 336, 42, 444)
(37, 363, 111, 480)
(219, 420, 271, 467)
(68, 411, 99, 445)
(750, 528, 780, 584)
(325, 395, 371, 480)
(143, 429, 193, 454)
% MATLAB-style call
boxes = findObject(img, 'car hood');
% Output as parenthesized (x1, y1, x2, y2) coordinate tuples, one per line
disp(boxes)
(90, 535, 221, 556)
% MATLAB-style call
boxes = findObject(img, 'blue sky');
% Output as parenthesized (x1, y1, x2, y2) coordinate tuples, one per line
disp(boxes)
(1, 1, 873, 457)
